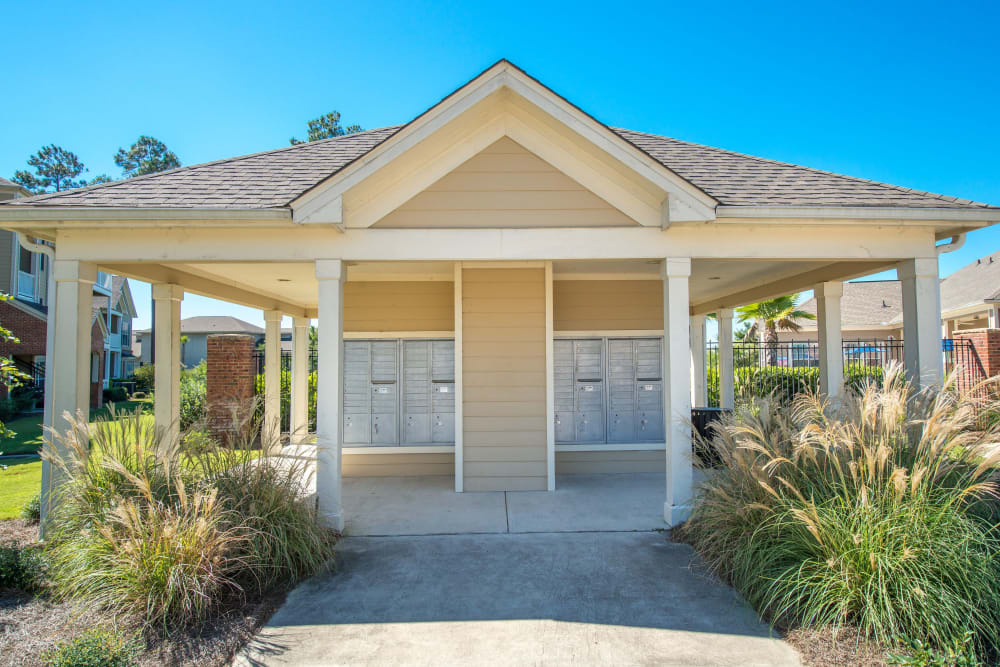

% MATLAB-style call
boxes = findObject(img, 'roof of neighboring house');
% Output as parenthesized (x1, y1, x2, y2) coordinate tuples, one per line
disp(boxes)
(796, 280, 903, 330)
(1, 114, 994, 212)
(137, 315, 264, 335)
(0, 177, 20, 188)
(938, 250, 1000, 314)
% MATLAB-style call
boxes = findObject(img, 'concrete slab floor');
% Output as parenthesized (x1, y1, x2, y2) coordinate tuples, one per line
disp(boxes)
(236, 532, 800, 667)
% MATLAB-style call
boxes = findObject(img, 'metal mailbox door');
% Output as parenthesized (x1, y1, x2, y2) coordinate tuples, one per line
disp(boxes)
(553, 339, 576, 443)
(634, 339, 664, 442)
(343, 341, 372, 444)
(573, 339, 605, 443)
(607, 338, 636, 442)
(430, 340, 455, 444)
(369, 340, 398, 444)
(402, 340, 431, 444)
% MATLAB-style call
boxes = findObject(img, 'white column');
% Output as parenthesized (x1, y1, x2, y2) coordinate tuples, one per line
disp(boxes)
(718, 308, 735, 410)
(662, 258, 693, 527)
(689, 314, 707, 408)
(315, 259, 345, 530)
(453, 262, 464, 492)
(816, 281, 844, 398)
(545, 261, 555, 491)
(42, 260, 96, 528)
(152, 283, 183, 444)
(988, 308, 999, 329)
(899, 257, 942, 388)
(290, 316, 311, 445)
(263, 310, 282, 452)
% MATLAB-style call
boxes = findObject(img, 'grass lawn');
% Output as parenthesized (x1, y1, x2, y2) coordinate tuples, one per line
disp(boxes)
(0, 399, 154, 519)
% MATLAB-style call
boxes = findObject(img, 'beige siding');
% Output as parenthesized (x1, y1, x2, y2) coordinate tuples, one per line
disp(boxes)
(344, 281, 454, 332)
(556, 450, 665, 474)
(343, 453, 454, 477)
(553, 280, 662, 331)
(463, 268, 547, 491)
(0, 231, 12, 296)
(375, 137, 637, 229)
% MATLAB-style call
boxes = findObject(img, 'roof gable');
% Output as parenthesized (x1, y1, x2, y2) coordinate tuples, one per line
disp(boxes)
(291, 60, 718, 228)
(940, 250, 1000, 313)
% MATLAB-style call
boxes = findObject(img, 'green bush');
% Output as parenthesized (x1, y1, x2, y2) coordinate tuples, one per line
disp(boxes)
(0, 543, 46, 592)
(179, 362, 207, 430)
(43, 405, 334, 630)
(706, 364, 887, 407)
(21, 491, 41, 522)
(42, 629, 142, 667)
(887, 631, 981, 666)
(131, 364, 155, 392)
(684, 366, 1000, 657)
(102, 386, 128, 403)
(255, 368, 318, 434)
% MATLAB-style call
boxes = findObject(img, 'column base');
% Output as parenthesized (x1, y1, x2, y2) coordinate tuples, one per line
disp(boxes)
(318, 508, 345, 532)
(663, 502, 692, 527)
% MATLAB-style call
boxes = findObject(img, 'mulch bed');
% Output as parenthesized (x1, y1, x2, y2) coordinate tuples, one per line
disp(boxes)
(784, 627, 889, 667)
(0, 519, 288, 666)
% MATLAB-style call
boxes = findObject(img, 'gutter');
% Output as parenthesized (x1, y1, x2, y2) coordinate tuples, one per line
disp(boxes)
(935, 233, 966, 255)
(14, 234, 55, 536)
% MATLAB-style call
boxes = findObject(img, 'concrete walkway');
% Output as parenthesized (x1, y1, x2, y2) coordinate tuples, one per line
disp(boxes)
(236, 532, 800, 667)
(342, 473, 669, 536)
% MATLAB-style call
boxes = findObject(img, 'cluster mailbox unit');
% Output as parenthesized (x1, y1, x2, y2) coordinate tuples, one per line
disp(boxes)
(554, 337, 665, 445)
(343, 339, 456, 446)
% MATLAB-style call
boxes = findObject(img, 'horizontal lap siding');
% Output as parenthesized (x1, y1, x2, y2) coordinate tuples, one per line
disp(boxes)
(343, 453, 454, 477)
(374, 137, 637, 229)
(555, 450, 665, 474)
(344, 281, 454, 332)
(463, 268, 547, 491)
(553, 280, 662, 331)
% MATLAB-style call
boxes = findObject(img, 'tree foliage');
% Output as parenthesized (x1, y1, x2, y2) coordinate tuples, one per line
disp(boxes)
(0, 293, 32, 439)
(736, 294, 816, 366)
(289, 111, 362, 145)
(12, 145, 89, 193)
(114, 135, 181, 178)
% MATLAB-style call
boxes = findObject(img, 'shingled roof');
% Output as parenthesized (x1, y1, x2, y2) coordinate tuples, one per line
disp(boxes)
(938, 250, 1000, 313)
(2, 124, 995, 212)
(796, 281, 903, 330)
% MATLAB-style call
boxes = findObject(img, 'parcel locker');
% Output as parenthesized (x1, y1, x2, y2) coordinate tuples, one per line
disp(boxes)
(553, 339, 605, 444)
(402, 340, 456, 444)
(342, 340, 399, 445)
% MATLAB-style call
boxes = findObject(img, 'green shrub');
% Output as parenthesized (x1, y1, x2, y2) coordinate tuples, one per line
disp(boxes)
(102, 386, 128, 403)
(887, 631, 981, 666)
(684, 365, 1000, 657)
(43, 404, 334, 630)
(0, 543, 46, 592)
(254, 368, 318, 433)
(20, 491, 41, 522)
(706, 364, 887, 408)
(179, 362, 207, 430)
(42, 629, 142, 667)
(132, 364, 155, 392)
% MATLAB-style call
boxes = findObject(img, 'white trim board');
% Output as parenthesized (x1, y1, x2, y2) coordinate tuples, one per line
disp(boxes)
(343, 446, 455, 455)
(343, 331, 454, 339)
(555, 443, 666, 452)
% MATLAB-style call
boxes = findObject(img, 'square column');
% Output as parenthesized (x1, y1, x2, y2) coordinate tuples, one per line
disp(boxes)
(290, 316, 311, 444)
(315, 259, 345, 531)
(662, 258, 693, 527)
(717, 308, 735, 410)
(262, 310, 283, 453)
(152, 283, 183, 444)
(42, 260, 96, 528)
(815, 281, 844, 398)
(898, 257, 942, 388)
(689, 314, 707, 408)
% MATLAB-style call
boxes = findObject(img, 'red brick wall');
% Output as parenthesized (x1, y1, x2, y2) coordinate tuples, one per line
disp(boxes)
(0, 300, 46, 357)
(953, 328, 1000, 378)
(206, 334, 256, 444)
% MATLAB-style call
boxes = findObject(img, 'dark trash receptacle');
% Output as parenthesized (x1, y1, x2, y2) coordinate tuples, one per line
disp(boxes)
(691, 407, 730, 467)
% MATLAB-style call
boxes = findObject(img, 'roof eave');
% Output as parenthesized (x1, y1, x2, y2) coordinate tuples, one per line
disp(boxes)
(0, 206, 293, 226)
(716, 205, 1000, 224)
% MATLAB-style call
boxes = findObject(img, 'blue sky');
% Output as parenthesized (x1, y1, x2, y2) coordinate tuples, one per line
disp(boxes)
(2, 0, 998, 330)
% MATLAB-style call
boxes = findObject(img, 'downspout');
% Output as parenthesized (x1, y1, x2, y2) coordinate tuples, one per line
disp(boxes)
(935, 233, 966, 255)
(15, 233, 56, 536)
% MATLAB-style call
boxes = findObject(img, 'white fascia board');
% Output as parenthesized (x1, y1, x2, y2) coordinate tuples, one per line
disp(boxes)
(0, 207, 292, 226)
(716, 205, 1000, 224)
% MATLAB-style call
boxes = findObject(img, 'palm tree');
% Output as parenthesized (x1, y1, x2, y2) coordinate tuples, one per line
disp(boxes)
(736, 295, 815, 366)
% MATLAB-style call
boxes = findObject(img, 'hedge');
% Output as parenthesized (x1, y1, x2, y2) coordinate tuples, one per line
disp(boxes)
(707, 364, 885, 407)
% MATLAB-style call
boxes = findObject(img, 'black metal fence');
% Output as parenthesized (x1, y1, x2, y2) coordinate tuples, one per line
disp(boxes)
(251, 348, 319, 432)
(705, 338, 987, 409)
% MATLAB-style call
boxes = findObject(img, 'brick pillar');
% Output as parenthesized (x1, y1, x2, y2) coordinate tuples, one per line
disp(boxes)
(206, 334, 256, 444)
(953, 328, 1000, 378)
